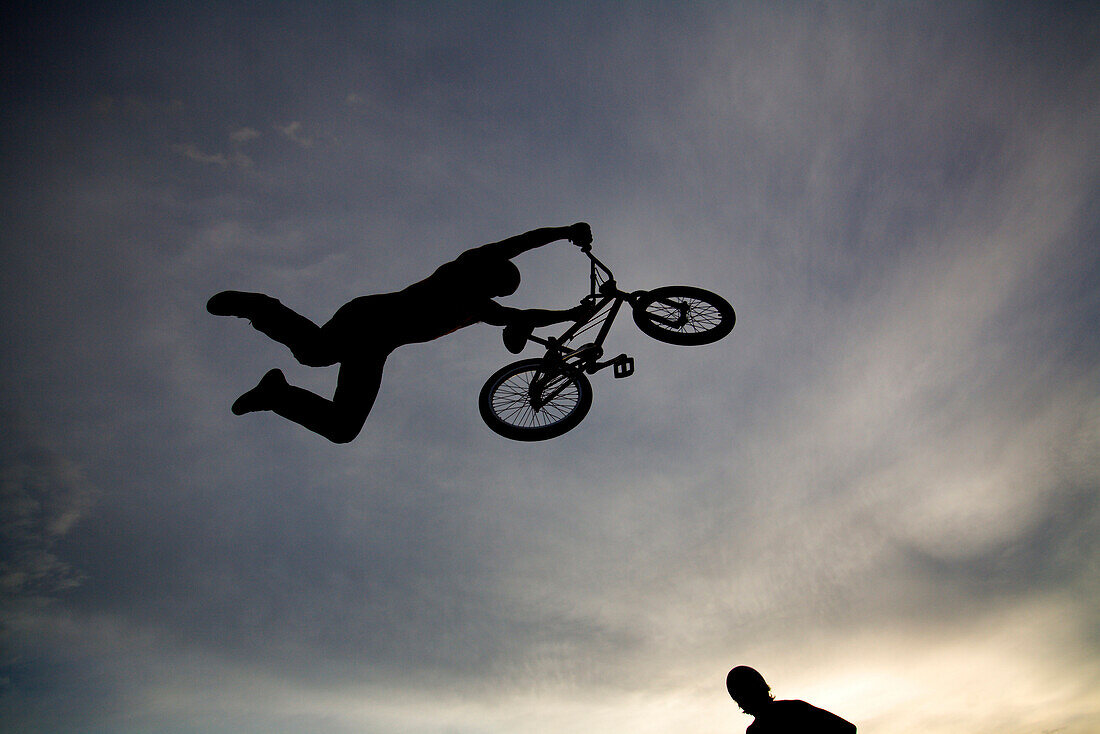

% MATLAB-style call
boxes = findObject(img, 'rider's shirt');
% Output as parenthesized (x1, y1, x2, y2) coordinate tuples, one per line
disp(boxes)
(324, 247, 508, 359)
(395, 249, 499, 343)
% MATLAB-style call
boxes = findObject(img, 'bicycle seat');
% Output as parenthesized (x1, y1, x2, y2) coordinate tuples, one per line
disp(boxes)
(503, 322, 534, 354)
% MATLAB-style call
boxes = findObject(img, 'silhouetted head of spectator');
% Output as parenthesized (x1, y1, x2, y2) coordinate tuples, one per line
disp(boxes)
(726, 666, 774, 715)
(474, 259, 521, 297)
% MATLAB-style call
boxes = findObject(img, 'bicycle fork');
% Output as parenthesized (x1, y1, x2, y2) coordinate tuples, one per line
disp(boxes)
(527, 366, 576, 412)
(642, 295, 690, 329)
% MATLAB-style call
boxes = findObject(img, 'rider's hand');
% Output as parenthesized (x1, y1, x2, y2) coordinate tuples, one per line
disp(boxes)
(567, 222, 592, 248)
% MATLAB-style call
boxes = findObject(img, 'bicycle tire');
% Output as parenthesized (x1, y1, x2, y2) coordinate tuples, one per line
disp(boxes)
(631, 286, 735, 346)
(479, 358, 593, 441)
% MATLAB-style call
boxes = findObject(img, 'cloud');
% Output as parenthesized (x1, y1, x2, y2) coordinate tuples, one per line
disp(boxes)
(275, 121, 313, 147)
(170, 143, 252, 169)
(229, 126, 261, 144)
(0, 428, 97, 617)
(170, 142, 227, 166)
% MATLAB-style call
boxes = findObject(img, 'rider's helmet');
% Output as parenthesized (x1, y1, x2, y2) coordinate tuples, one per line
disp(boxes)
(726, 666, 774, 713)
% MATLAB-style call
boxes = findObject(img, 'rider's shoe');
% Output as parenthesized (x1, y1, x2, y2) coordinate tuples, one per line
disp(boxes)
(207, 290, 268, 317)
(231, 369, 287, 415)
(503, 322, 533, 354)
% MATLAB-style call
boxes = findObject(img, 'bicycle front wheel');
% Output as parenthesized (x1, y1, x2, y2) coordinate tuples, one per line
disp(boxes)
(479, 358, 593, 441)
(632, 286, 735, 346)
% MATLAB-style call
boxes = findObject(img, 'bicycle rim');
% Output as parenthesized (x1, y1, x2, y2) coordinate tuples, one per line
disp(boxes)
(632, 286, 734, 345)
(479, 359, 592, 440)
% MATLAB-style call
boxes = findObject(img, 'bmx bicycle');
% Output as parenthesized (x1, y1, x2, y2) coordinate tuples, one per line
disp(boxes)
(478, 244, 735, 441)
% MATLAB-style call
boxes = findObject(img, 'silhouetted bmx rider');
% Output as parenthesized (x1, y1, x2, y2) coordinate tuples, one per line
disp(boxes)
(208, 223, 594, 443)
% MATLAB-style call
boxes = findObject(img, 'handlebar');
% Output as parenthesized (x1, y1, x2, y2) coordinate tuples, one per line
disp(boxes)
(581, 245, 614, 295)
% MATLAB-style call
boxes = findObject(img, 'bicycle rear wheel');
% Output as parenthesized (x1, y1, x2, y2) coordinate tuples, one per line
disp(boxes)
(479, 358, 593, 441)
(632, 286, 735, 345)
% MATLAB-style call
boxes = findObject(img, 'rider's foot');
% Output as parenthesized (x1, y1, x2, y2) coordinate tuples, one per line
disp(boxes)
(207, 290, 266, 317)
(503, 322, 532, 354)
(232, 369, 287, 415)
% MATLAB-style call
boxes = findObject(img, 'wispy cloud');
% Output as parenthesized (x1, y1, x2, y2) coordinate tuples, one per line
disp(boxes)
(171, 142, 252, 169)
(275, 120, 313, 147)
(0, 430, 97, 617)
(171, 142, 225, 166)
(229, 126, 261, 144)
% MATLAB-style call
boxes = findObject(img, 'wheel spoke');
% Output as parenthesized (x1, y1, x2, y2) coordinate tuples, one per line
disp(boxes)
(489, 364, 582, 430)
(645, 297, 722, 334)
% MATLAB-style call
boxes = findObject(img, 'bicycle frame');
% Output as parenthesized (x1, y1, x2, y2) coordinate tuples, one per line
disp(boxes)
(523, 249, 638, 379)
(509, 247, 708, 410)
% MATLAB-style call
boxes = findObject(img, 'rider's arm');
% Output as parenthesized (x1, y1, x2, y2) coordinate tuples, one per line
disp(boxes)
(464, 223, 592, 261)
(478, 300, 588, 327)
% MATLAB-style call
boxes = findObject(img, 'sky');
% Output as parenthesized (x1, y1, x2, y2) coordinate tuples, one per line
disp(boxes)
(1, 2, 1098, 733)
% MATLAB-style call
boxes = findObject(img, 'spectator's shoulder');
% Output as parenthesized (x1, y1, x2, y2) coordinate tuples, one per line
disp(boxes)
(775, 699, 855, 733)
(767, 699, 812, 713)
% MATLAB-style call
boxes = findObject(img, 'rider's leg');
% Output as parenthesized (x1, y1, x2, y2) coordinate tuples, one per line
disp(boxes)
(208, 291, 336, 367)
(231, 355, 386, 444)
(501, 302, 598, 351)
(524, 302, 598, 327)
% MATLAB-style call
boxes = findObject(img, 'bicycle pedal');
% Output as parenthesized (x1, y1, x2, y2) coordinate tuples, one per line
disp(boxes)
(613, 355, 635, 378)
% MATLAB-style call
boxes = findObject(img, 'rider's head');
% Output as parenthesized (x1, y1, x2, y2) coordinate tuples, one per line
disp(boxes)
(478, 259, 521, 297)
(726, 666, 774, 715)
